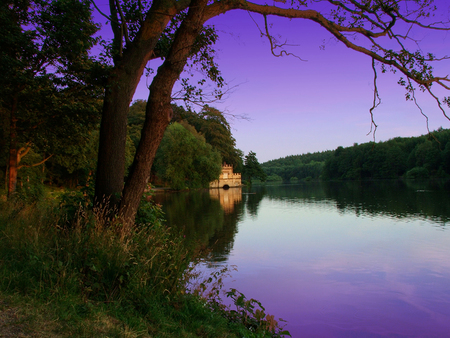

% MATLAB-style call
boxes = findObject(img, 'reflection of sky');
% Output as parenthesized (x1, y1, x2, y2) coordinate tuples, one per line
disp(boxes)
(212, 199, 450, 337)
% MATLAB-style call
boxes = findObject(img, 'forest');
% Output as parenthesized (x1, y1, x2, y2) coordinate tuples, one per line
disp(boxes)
(261, 128, 450, 182)
(261, 151, 333, 182)
(0, 99, 244, 196)
(323, 128, 450, 180)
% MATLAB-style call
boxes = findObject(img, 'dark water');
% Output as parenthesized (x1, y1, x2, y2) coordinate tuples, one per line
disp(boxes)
(153, 180, 450, 337)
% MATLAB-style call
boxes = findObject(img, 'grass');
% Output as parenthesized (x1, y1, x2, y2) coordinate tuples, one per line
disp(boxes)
(0, 191, 290, 337)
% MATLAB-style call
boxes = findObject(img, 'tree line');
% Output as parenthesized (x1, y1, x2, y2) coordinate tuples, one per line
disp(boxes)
(129, 101, 267, 188)
(322, 128, 450, 180)
(129, 101, 242, 190)
(261, 128, 450, 182)
(261, 151, 333, 182)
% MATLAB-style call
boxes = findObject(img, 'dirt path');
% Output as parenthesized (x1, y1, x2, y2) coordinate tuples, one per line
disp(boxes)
(0, 299, 30, 337)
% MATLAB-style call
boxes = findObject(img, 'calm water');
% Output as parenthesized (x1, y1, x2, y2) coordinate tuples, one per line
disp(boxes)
(153, 180, 450, 337)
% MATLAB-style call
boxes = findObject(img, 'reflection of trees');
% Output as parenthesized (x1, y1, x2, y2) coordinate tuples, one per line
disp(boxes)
(208, 195, 245, 263)
(153, 191, 224, 247)
(256, 181, 450, 226)
(244, 186, 266, 217)
(322, 180, 450, 224)
(153, 180, 450, 262)
(152, 188, 245, 262)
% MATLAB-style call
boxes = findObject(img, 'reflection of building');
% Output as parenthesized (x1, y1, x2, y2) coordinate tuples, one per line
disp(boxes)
(210, 164, 242, 189)
(210, 187, 242, 214)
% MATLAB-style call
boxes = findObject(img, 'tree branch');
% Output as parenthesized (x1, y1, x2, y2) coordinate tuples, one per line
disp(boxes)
(17, 145, 32, 164)
(367, 58, 380, 141)
(115, 0, 130, 45)
(203, 0, 450, 92)
(17, 154, 54, 170)
(407, 78, 430, 133)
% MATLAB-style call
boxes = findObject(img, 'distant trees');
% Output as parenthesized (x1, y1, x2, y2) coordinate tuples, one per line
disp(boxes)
(322, 129, 450, 180)
(261, 151, 333, 181)
(243, 151, 266, 184)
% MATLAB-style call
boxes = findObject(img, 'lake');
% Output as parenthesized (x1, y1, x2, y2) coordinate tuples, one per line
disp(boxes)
(152, 180, 450, 337)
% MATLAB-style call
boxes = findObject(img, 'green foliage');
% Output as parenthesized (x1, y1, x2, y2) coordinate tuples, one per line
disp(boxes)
(406, 167, 429, 179)
(0, 198, 190, 304)
(0, 194, 289, 337)
(127, 99, 147, 149)
(223, 289, 291, 338)
(192, 267, 291, 338)
(128, 102, 243, 189)
(261, 151, 333, 182)
(266, 174, 283, 182)
(154, 122, 222, 189)
(12, 150, 46, 203)
(243, 151, 267, 184)
(174, 105, 244, 171)
(0, 0, 105, 195)
(135, 190, 165, 227)
(323, 129, 450, 180)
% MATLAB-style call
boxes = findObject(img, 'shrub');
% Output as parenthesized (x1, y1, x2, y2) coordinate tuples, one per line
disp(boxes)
(406, 166, 429, 179)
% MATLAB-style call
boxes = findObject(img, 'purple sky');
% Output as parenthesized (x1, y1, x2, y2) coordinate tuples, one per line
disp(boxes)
(95, 1, 450, 163)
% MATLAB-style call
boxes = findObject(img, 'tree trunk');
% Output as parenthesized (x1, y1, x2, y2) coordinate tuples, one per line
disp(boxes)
(8, 149, 18, 196)
(94, 0, 177, 207)
(7, 97, 18, 196)
(119, 0, 210, 226)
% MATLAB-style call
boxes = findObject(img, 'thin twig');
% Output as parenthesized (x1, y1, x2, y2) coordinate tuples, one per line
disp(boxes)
(407, 78, 430, 133)
(367, 58, 380, 142)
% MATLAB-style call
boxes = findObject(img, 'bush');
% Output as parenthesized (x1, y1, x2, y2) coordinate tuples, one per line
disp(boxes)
(266, 174, 283, 182)
(406, 166, 429, 179)
(135, 190, 165, 227)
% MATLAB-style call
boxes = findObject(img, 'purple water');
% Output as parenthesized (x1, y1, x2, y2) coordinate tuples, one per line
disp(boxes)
(199, 198, 450, 337)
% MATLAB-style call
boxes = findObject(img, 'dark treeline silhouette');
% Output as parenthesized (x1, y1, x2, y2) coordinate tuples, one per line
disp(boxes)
(261, 151, 333, 181)
(323, 128, 450, 180)
(262, 128, 450, 182)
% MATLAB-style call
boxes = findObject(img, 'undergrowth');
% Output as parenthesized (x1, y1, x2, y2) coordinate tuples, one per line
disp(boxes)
(0, 190, 290, 337)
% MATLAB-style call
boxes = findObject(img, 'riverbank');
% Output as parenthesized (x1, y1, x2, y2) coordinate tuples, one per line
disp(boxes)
(0, 193, 289, 338)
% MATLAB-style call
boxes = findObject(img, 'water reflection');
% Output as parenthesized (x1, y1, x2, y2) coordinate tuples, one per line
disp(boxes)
(153, 181, 450, 337)
(153, 181, 450, 260)
(153, 188, 246, 262)
(209, 187, 242, 214)
(258, 181, 450, 226)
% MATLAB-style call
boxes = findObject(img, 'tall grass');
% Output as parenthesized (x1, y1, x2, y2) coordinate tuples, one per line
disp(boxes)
(0, 192, 290, 337)
(0, 196, 189, 301)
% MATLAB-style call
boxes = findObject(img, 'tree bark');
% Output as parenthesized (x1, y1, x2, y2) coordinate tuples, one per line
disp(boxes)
(118, 0, 210, 226)
(94, 0, 179, 207)
(7, 97, 18, 196)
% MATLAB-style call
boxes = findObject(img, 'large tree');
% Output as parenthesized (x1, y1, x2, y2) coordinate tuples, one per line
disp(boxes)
(93, 0, 450, 226)
(243, 151, 267, 184)
(154, 122, 222, 189)
(174, 105, 243, 170)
